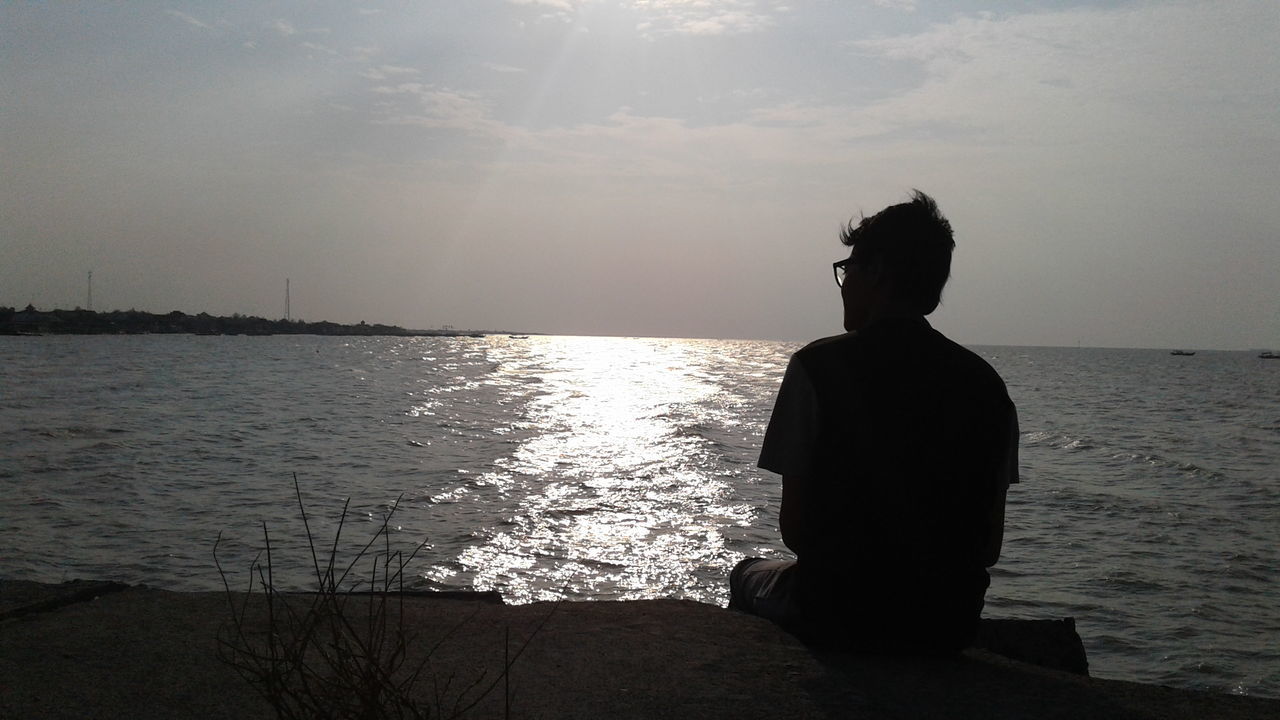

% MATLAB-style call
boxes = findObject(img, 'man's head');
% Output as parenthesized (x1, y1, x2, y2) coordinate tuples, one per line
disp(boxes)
(837, 190, 954, 330)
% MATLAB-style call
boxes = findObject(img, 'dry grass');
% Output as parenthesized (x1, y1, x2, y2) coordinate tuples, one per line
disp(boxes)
(214, 475, 543, 719)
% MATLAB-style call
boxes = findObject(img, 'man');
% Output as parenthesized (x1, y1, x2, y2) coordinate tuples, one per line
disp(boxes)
(730, 190, 1018, 654)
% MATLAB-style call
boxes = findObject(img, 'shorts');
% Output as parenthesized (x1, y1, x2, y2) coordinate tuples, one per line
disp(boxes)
(728, 557, 803, 629)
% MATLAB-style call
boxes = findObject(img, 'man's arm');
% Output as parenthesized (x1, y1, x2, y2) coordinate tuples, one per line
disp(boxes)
(981, 405, 1019, 567)
(780, 474, 812, 557)
(981, 484, 1008, 567)
(759, 356, 820, 557)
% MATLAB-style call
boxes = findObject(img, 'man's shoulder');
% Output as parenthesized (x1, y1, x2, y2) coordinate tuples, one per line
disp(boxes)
(925, 333, 1015, 413)
(792, 332, 866, 374)
(796, 332, 859, 356)
(927, 330, 1006, 384)
(794, 321, 1009, 396)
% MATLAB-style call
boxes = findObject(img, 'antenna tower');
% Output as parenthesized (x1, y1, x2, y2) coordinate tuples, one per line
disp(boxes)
(87, 271, 93, 311)
(285, 278, 291, 321)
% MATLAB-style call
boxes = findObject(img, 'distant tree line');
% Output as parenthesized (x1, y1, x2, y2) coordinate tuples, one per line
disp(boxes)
(0, 305, 481, 337)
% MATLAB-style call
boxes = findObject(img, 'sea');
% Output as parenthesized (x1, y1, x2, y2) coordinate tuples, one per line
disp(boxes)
(1, 334, 1276, 698)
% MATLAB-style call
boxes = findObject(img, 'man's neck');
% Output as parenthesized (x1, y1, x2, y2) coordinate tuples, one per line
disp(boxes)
(861, 296, 921, 328)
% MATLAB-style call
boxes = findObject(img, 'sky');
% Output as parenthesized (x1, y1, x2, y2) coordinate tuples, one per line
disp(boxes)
(3, 1, 1277, 348)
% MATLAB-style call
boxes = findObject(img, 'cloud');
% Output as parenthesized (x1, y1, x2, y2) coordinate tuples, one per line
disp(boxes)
(507, 0, 578, 21)
(872, 0, 916, 11)
(681, 12, 773, 35)
(849, 2, 1280, 154)
(299, 41, 338, 55)
(468, 108, 841, 194)
(371, 84, 503, 136)
(633, 0, 780, 37)
(165, 9, 214, 31)
(362, 64, 421, 81)
(361, 0, 1278, 227)
(270, 19, 334, 39)
(483, 62, 528, 74)
(509, 0, 576, 9)
(337, 0, 1275, 210)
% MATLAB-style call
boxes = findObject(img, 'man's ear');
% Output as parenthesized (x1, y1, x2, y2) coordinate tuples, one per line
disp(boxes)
(867, 257, 890, 286)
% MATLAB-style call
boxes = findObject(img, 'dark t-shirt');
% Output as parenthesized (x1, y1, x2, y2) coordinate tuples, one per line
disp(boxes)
(759, 316, 1018, 650)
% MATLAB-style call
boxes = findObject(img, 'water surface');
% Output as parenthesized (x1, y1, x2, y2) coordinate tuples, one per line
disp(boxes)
(2, 335, 1276, 697)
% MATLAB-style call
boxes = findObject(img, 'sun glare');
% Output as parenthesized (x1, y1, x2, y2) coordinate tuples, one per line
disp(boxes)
(446, 336, 738, 602)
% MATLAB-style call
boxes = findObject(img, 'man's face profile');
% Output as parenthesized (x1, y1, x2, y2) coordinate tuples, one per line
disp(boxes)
(840, 249, 880, 333)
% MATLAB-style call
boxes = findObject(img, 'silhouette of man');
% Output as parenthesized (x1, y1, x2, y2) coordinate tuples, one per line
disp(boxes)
(730, 191, 1018, 654)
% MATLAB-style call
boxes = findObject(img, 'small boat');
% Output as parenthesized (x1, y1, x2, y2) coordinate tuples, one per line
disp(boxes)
(1170, 350, 1196, 356)
(1260, 351, 1279, 359)
(508, 334, 529, 339)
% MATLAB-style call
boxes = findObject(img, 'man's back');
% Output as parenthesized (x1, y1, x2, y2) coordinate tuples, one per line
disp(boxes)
(767, 317, 1016, 650)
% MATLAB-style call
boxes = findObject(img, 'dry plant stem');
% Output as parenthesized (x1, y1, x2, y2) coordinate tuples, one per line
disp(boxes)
(216, 481, 428, 718)
(505, 627, 511, 720)
(215, 476, 545, 719)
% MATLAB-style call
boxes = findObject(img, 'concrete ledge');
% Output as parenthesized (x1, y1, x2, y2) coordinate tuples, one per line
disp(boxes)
(0, 579, 131, 620)
(974, 616, 1089, 675)
(2, 580, 1275, 719)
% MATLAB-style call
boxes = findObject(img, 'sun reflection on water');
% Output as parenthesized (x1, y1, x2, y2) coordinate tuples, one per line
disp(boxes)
(430, 336, 755, 603)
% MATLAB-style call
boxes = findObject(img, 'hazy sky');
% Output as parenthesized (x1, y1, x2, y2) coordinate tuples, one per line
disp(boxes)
(3, 1, 1277, 347)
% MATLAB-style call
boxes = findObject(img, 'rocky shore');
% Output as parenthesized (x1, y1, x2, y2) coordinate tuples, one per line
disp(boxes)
(2, 579, 1275, 719)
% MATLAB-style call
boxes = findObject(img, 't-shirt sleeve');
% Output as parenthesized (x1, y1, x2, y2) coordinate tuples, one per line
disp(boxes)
(1002, 403, 1020, 486)
(758, 355, 820, 477)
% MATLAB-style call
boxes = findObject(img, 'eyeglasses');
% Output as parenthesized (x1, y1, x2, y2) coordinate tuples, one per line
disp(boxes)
(832, 258, 854, 288)
(833, 254, 875, 287)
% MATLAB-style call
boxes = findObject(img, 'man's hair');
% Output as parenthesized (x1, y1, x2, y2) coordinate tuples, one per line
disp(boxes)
(840, 189, 955, 315)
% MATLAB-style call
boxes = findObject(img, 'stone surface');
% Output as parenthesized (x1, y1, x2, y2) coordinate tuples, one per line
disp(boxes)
(973, 616, 1090, 675)
(0, 578, 129, 620)
(2, 580, 1276, 719)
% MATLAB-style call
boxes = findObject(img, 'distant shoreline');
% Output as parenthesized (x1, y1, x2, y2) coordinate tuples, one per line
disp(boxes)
(0, 305, 488, 338)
